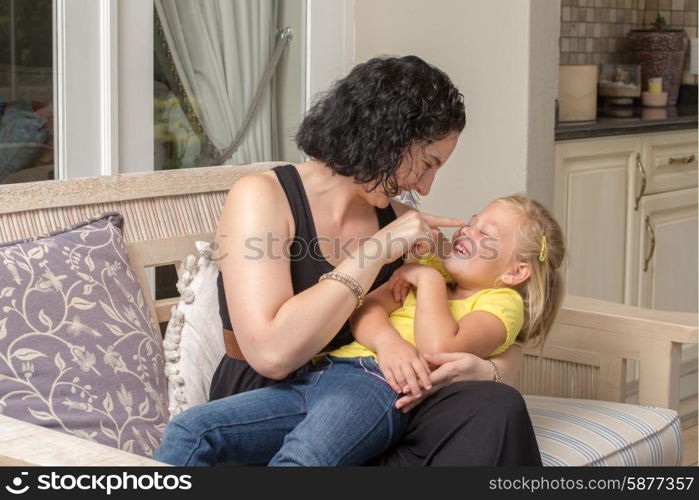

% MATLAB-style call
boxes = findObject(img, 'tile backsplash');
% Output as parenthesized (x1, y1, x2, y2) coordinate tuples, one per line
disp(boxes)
(560, 0, 698, 66)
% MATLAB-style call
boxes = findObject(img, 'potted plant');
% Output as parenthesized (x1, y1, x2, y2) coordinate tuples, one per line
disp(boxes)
(627, 13, 688, 106)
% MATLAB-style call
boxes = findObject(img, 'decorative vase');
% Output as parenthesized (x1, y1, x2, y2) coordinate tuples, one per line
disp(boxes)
(558, 65, 598, 122)
(627, 29, 688, 106)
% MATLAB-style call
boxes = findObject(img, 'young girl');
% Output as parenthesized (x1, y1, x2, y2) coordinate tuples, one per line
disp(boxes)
(334, 194, 565, 405)
(154, 194, 565, 466)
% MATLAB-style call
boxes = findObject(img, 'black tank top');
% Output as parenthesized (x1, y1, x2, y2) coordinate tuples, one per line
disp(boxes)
(209, 164, 402, 399)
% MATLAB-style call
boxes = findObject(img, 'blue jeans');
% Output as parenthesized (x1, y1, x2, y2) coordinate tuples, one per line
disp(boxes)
(154, 355, 410, 466)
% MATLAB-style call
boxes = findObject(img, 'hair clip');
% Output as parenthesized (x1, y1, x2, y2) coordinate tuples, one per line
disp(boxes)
(539, 235, 547, 262)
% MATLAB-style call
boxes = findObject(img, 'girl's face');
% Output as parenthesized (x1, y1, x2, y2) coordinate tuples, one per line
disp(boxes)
(443, 202, 528, 290)
(362, 131, 459, 208)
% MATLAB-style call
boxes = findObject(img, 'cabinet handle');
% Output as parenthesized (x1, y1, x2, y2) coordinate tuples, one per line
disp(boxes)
(634, 153, 646, 211)
(668, 154, 696, 164)
(643, 216, 656, 273)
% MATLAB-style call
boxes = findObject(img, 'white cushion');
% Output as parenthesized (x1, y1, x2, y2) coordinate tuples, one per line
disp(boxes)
(163, 241, 226, 417)
(525, 395, 683, 466)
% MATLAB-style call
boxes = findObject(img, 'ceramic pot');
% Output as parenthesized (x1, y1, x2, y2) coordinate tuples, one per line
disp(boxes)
(627, 29, 688, 106)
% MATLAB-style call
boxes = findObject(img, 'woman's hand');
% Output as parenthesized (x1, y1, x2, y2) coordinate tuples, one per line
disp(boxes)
(370, 210, 464, 265)
(394, 352, 497, 413)
(374, 335, 432, 397)
(409, 227, 451, 261)
(386, 263, 442, 303)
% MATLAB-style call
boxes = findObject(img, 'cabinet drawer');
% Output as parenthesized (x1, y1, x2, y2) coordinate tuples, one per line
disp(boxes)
(641, 130, 698, 194)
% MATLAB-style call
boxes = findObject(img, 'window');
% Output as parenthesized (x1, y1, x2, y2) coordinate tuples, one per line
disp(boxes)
(0, 0, 54, 185)
(151, 0, 305, 301)
(153, 0, 305, 172)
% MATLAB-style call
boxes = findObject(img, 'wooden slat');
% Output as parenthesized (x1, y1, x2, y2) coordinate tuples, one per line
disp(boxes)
(0, 455, 35, 466)
(598, 356, 627, 403)
(0, 162, 283, 214)
(0, 415, 164, 466)
(561, 295, 698, 344)
(155, 297, 181, 323)
(515, 356, 599, 400)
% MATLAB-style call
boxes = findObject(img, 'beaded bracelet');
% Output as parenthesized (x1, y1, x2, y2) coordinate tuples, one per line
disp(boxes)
(319, 270, 365, 309)
(486, 359, 502, 383)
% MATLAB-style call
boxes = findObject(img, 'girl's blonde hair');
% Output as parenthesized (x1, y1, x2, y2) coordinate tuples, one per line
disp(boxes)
(495, 195, 565, 348)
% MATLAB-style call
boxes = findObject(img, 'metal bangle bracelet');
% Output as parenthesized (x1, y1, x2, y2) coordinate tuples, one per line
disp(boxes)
(486, 359, 502, 383)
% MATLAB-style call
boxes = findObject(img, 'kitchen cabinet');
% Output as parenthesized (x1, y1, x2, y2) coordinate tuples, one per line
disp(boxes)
(555, 129, 698, 406)
(555, 130, 697, 311)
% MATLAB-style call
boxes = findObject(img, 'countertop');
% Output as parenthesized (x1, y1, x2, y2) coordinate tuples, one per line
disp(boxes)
(555, 104, 698, 141)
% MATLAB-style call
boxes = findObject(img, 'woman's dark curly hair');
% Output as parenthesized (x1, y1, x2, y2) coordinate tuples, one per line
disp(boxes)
(296, 55, 466, 197)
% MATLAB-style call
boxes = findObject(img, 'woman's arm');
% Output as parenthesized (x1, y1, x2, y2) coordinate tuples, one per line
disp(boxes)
(492, 344, 523, 385)
(216, 174, 455, 379)
(216, 174, 388, 379)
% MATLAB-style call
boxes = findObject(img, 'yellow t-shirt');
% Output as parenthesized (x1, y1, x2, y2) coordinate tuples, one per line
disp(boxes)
(328, 254, 524, 360)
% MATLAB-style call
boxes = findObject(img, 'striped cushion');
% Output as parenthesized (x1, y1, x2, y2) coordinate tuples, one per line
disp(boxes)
(524, 395, 682, 466)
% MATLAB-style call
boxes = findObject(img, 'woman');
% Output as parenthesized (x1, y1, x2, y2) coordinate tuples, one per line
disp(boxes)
(207, 55, 541, 465)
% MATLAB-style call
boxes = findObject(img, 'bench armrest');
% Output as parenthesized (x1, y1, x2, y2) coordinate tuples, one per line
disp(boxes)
(0, 415, 165, 466)
(525, 295, 698, 410)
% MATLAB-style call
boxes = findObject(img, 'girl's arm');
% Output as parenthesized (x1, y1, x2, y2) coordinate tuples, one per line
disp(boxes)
(389, 265, 507, 358)
(350, 283, 403, 352)
(351, 283, 432, 395)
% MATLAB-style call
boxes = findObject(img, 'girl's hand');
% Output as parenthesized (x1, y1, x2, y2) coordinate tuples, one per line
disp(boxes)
(394, 352, 495, 413)
(386, 264, 442, 303)
(374, 336, 432, 397)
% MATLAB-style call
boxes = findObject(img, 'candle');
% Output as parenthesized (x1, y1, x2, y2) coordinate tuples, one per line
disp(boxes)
(648, 77, 663, 93)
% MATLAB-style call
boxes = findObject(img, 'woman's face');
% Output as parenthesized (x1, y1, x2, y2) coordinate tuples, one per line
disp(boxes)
(363, 131, 460, 208)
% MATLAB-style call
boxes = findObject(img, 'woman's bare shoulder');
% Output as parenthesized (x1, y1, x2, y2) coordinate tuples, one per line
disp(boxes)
(227, 169, 283, 198)
(219, 169, 293, 235)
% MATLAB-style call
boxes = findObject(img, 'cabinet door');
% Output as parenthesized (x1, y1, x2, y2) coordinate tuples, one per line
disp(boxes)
(635, 188, 698, 401)
(636, 188, 698, 313)
(641, 130, 698, 195)
(554, 137, 641, 303)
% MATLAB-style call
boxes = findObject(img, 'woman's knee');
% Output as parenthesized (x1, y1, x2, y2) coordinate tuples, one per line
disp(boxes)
(439, 381, 529, 420)
(476, 381, 527, 414)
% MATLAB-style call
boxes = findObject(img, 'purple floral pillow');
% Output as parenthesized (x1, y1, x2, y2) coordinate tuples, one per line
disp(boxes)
(0, 212, 169, 457)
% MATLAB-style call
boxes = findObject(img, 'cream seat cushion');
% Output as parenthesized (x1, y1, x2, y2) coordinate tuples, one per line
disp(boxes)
(525, 395, 682, 466)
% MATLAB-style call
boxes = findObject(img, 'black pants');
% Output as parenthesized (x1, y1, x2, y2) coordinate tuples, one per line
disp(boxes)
(369, 381, 542, 466)
(210, 357, 542, 466)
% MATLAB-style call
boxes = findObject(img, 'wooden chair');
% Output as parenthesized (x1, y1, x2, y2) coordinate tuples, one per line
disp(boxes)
(0, 163, 696, 466)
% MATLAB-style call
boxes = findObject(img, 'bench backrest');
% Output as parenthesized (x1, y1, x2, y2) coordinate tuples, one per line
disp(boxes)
(0, 162, 284, 325)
